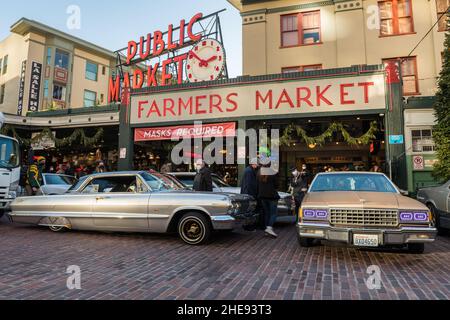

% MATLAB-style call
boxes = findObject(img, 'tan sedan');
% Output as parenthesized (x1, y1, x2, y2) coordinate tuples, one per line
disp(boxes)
(297, 172, 437, 253)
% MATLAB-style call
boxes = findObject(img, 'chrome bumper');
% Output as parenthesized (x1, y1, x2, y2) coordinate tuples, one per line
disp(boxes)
(297, 223, 437, 245)
(211, 212, 258, 230)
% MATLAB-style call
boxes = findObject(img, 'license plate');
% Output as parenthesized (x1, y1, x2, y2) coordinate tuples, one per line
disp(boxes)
(353, 234, 379, 247)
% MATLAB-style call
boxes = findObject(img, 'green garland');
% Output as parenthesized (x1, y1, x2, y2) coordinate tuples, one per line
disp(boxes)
(280, 121, 378, 147)
(1, 125, 104, 148)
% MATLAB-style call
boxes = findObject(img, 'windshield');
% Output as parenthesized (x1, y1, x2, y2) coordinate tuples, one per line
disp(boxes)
(310, 173, 398, 193)
(67, 175, 88, 192)
(140, 172, 183, 191)
(0, 136, 20, 169)
(213, 175, 231, 188)
(44, 174, 77, 186)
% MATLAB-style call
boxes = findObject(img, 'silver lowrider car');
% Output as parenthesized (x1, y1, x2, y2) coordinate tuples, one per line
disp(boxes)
(297, 172, 437, 253)
(7, 171, 258, 245)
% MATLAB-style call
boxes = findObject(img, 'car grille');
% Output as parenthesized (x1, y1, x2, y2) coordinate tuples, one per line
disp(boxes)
(330, 208, 399, 227)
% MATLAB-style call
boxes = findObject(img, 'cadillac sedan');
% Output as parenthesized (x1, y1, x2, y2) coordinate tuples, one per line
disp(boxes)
(297, 172, 437, 253)
(7, 171, 258, 245)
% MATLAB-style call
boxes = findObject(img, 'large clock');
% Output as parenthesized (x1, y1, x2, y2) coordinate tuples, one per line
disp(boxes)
(186, 39, 225, 82)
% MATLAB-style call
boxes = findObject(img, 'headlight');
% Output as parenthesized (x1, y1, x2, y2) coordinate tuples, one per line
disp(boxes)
(399, 211, 430, 223)
(9, 180, 19, 192)
(302, 208, 329, 221)
(227, 201, 241, 215)
(7, 191, 17, 199)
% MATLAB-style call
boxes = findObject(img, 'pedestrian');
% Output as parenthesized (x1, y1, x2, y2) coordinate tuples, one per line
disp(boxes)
(95, 161, 107, 173)
(25, 156, 45, 196)
(370, 163, 383, 173)
(193, 159, 213, 192)
(257, 156, 280, 238)
(56, 164, 65, 175)
(76, 164, 88, 179)
(290, 164, 311, 222)
(240, 158, 261, 230)
(65, 162, 75, 177)
(160, 162, 172, 173)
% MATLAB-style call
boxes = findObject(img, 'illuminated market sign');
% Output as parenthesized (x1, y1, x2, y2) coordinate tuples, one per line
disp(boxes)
(129, 74, 387, 125)
(109, 12, 227, 103)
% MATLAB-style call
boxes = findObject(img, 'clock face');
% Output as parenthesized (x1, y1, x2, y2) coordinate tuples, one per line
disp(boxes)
(186, 39, 225, 82)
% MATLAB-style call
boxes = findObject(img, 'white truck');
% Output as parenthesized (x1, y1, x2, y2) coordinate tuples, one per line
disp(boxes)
(0, 113, 21, 218)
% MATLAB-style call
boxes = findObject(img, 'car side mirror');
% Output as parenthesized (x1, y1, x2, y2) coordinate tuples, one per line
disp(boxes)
(400, 189, 409, 196)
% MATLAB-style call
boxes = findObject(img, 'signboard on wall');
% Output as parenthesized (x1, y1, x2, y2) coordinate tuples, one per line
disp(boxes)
(135, 122, 236, 142)
(413, 156, 424, 171)
(17, 60, 27, 116)
(31, 131, 55, 150)
(28, 61, 42, 112)
(130, 74, 387, 125)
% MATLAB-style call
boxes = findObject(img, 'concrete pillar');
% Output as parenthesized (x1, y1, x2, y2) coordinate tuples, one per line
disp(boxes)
(118, 104, 134, 171)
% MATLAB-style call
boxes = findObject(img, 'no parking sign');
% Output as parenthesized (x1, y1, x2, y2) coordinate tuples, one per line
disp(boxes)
(413, 156, 424, 171)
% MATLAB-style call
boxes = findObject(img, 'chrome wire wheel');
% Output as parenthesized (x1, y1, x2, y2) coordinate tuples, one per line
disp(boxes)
(49, 225, 66, 233)
(178, 212, 211, 245)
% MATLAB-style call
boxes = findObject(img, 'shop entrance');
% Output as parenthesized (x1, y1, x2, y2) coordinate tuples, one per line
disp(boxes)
(248, 114, 386, 190)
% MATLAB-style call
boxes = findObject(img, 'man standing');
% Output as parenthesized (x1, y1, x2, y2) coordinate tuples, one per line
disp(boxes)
(290, 164, 310, 222)
(26, 156, 46, 196)
(193, 159, 213, 192)
(241, 158, 261, 229)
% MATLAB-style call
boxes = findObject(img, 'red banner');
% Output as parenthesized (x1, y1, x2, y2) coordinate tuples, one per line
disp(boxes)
(135, 122, 236, 142)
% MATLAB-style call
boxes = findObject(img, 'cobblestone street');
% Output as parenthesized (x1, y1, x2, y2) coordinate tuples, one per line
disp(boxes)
(0, 216, 449, 300)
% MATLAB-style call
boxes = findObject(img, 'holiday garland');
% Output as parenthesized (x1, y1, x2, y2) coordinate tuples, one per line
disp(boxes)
(280, 121, 379, 147)
(1, 125, 104, 148)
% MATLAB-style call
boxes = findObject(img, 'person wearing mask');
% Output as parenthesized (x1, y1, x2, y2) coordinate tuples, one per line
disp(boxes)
(257, 156, 280, 238)
(240, 158, 260, 229)
(26, 156, 46, 196)
(193, 159, 213, 192)
(290, 164, 311, 222)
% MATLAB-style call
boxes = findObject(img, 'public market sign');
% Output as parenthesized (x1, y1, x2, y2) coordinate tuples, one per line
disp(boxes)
(130, 74, 386, 125)
(109, 12, 226, 103)
(135, 122, 236, 142)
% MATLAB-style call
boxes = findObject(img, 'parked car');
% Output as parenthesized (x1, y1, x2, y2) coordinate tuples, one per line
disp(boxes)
(168, 172, 294, 217)
(417, 180, 450, 234)
(35, 174, 78, 196)
(297, 172, 437, 254)
(7, 171, 258, 245)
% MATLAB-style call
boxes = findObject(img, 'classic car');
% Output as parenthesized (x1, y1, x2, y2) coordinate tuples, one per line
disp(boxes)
(297, 172, 437, 253)
(168, 172, 295, 218)
(417, 180, 450, 234)
(7, 171, 258, 245)
(35, 174, 78, 195)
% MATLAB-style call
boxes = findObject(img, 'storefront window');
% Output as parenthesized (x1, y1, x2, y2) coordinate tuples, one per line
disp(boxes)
(44, 80, 49, 98)
(0, 84, 5, 104)
(84, 90, 97, 107)
(46, 47, 52, 65)
(436, 0, 450, 31)
(86, 61, 98, 81)
(383, 57, 418, 95)
(282, 65, 322, 74)
(281, 11, 321, 47)
(53, 84, 66, 101)
(2, 55, 8, 75)
(412, 129, 435, 153)
(379, 0, 414, 36)
(55, 49, 70, 69)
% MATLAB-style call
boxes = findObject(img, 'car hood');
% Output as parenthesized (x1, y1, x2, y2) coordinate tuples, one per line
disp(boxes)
(303, 192, 428, 210)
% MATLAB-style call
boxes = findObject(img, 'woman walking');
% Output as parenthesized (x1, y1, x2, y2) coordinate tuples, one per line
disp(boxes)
(257, 156, 280, 238)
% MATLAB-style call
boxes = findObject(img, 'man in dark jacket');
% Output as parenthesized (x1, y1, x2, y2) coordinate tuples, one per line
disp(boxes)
(193, 159, 213, 192)
(290, 165, 310, 222)
(240, 158, 259, 198)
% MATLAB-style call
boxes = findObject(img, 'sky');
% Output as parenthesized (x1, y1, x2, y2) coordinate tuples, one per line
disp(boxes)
(0, 0, 243, 77)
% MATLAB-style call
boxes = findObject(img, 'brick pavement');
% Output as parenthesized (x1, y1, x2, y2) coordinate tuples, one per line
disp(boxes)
(0, 217, 449, 300)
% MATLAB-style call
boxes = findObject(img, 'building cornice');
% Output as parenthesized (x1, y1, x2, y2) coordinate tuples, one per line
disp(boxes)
(241, 1, 334, 16)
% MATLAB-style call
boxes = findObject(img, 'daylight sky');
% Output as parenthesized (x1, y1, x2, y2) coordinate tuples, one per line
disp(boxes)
(0, 0, 243, 77)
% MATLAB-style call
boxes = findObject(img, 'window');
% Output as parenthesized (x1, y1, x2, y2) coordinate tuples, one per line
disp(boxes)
(44, 174, 77, 186)
(43, 80, 49, 98)
(411, 129, 435, 152)
(100, 94, 104, 103)
(46, 48, 52, 65)
(0, 58, 2, 75)
(2, 55, 8, 75)
(282, 64, 322, 74)
(281, 11, 321, 47)
(82, 176, 140, 194)
(85, 61, 98, 81)
(102, 66, 106, 75)
(55, 49, 69, 69)
(383, 57, 418, 95)
(310, 174, 398, 193)
(436, 0, 450, 31)
(53, 84, 66, 101)
(378, 0, 414, 36)
(84, 90, 97, 107)
(0, 84, 5, 104)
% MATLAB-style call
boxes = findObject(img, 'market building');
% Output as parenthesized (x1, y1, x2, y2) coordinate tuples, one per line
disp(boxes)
(0, 18, 138, 171)
(225, 0, 448, 192)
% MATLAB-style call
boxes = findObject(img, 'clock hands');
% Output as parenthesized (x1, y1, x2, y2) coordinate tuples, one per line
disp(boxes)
(189, 50, 218, 68)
